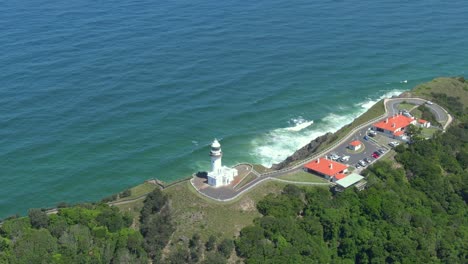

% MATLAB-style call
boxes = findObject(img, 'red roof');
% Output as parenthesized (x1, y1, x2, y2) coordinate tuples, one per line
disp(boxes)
(373, 115, 414, 132)
(349, 140, 362, 147)
(334, 173, 347, 180)
(393, 131, 404, 136)
(418, 119, 428, 124)
(304, 158, 348, 177)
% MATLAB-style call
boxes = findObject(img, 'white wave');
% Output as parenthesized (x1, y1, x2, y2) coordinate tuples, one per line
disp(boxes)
(400, 80, 408, 83)
(284, 117, 314, 132)
(251, 89, 406, 167)
(357, 89, 404, 110)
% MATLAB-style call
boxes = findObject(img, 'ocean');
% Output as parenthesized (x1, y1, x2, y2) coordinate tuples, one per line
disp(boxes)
(1, 0, 467, 217)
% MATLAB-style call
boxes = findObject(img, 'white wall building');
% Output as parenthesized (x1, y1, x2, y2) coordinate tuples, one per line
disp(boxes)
(207, 139, 238, 187)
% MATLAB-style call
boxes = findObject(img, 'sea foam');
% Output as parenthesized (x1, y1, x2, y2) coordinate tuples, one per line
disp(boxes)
(284, 117, 314, 132)
(251, 89, 404, 167)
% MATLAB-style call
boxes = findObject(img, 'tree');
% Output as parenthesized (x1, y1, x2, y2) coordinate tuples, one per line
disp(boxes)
(167, 246, 189, 264)
(205, 235, 217, 251)
(406, 124, 424, 142)
(139, 189, 173, 262)
(217, 238, 234, 258)
(28, 208, 49, 229)
(120, 189, 132, 198)
(202, 252, 226, 264)
(13, 229, 58, 263)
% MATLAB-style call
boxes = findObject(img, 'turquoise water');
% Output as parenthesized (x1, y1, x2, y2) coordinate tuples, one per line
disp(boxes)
(1, 0, 467, 217)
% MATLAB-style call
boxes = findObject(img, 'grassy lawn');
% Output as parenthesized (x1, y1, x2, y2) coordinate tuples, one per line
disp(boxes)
(412, 77, 468, 106)
(114, 176, 331, 252)
(277, 171, 327, 183)
(410, 108, 422, 119)
(164, 180, 287, 241)
(234, 173, 257, 190)
(116, 182, 157, 202)
(114, 199, 145, 229)
(252, 164, 272, 174)
(422, 127, 440, 138)
(397, 102, 416, 111)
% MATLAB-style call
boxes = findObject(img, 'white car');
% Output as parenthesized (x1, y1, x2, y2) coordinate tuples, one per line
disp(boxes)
(340, 156, 350, 162)
(389, 141, 400, 147)
(426, 101, 433, 105)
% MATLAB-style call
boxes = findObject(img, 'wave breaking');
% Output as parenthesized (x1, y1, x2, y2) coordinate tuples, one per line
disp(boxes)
(251, 89, 404, 167)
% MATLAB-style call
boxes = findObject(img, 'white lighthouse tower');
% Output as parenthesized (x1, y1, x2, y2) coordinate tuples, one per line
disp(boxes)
(207, 139, 238, 187)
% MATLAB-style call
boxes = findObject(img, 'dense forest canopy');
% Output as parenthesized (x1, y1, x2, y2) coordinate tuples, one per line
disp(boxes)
(0, 204, 147, 263)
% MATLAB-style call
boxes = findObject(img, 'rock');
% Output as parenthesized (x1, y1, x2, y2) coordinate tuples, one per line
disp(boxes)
(271, 133, 333, 170)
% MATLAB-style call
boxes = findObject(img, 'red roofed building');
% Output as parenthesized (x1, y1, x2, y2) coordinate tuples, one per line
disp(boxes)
(372, 114, 416, 137)
(334, 173, 347, 180)
(418, 119, 431, 128)
(304, 158, 348, 181)
(348, 140, 362, 151)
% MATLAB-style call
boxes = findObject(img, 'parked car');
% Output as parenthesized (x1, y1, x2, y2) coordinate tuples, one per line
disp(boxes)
(364, 135, 369, 141)
(372, 152, 380, 158)
(364, 158, 372, 164)
(355, 163, 362, 169)
(329, 153, 340, 160)
(368, 130, 377, 137)
(389, 141, 400, 147)
(340, 156, 350, 162)
(378, 148, 386, 154)
(358, 160, 367, 166)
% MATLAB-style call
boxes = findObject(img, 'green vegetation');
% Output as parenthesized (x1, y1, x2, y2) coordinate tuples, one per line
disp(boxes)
(140, 189, 173, 261)
(410, 107, 422, 118)
(277, 170, 327, 183)
(236, 122, 467, 263)
(234, 173, 257, 190)
(0, 204, 146, 263)
(397, 102, 416, 111)
(117, 182, 157, 201)
(412, 77, 468, 107)
(165, 181, 286, 241)
(252, 164, 272, 173)
(417, 104, 439, 126)
(235, 90, 468, 263)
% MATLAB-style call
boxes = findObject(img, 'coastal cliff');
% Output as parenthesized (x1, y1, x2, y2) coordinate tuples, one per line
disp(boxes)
(271, 132, 335, 170)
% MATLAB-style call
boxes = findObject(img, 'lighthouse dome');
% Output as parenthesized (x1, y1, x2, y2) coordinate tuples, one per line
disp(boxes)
(211, 139, 221, 148)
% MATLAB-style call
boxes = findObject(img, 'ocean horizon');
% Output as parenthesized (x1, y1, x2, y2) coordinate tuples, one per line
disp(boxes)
(1, 0, 467, 217)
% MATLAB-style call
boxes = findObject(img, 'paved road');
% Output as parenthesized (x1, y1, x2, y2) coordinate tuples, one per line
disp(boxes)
(194, 97, 452, 202)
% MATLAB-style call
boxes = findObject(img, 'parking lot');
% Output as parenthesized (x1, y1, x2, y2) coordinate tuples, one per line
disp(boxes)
(326, 128, 399, 172)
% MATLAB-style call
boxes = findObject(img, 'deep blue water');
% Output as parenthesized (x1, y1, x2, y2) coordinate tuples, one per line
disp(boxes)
(1, 0, 467, 217)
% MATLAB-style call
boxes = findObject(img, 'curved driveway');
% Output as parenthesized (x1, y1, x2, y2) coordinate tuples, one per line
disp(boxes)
(192, 97, 452, 202)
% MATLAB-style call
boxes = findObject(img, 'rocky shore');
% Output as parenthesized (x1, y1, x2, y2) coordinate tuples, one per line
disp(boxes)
(271, 132, 335, 170)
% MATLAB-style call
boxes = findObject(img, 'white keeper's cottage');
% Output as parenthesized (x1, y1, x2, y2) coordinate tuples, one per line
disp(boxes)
(207, 139, 238, 187)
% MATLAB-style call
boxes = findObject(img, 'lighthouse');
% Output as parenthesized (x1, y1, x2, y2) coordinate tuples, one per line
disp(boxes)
(210, 139, 222, 175)
(207, 139, 238, 187)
